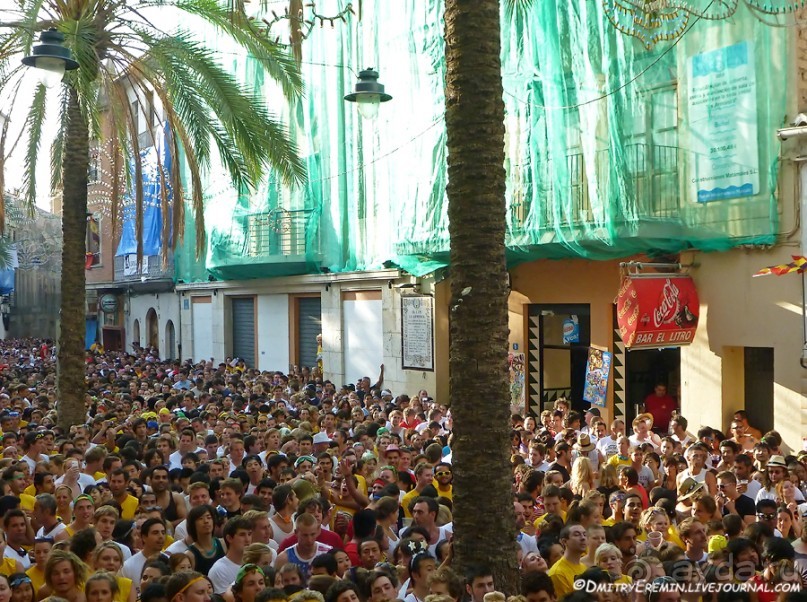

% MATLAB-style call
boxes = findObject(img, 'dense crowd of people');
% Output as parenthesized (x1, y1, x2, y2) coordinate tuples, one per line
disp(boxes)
(0, 339, 803, 602)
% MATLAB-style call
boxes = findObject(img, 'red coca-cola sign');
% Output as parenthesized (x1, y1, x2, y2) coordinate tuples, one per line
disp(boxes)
(616, 276, 700, 349)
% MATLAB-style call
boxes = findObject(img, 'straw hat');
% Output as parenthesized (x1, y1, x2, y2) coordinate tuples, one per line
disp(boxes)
(677, 477, 704, 501)
(633, 412, 654, 430)
(767, 455, 787, 468)
(576, 433, 596, 453)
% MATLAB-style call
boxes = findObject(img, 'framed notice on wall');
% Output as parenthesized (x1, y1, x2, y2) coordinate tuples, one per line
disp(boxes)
(401, 295, 434, 371)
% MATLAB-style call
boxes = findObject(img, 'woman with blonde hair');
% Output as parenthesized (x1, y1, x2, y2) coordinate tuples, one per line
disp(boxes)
(54, 486, 73, 523)
(91, 543, 134, 602)
(84, 574, 117, 602)
(598, 464, 618, 488)
(569, 457, 594, 496)
(241, 544, 274, 571)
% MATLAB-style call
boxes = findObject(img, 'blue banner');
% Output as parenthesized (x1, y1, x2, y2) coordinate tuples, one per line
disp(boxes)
(0, 269, 14, 295)
(85, 318, 97, 350)
(116, 125, 173, 256)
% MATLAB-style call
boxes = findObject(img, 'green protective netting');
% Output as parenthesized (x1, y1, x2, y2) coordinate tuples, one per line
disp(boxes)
(173, 0, 788, 283)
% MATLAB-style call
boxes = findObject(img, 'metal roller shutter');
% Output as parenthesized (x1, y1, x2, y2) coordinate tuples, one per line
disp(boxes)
(232, 297, 255, 367)
(298, 297, 321, 370)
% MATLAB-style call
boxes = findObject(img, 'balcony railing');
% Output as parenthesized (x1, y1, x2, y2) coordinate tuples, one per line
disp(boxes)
(114, 254, 174, 282)
(509, 142, 681, 231)
(239, 208, 316, 257)
(208, 208, 319, 279)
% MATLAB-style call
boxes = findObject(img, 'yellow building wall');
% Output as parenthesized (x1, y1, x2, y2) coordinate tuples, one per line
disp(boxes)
(681, 247, 807, 451)
(509, 258, 623, 424)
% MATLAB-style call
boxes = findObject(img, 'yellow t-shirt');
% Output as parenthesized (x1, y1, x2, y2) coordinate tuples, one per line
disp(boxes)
(355, 474, 368, 496)
(601, 516, 616, 527)
(23, 485, 35, 497)
(119, 495, 139, 520)
(401, 488, 421, 518)
(533, 509, 568, 528)
(433, 482, 453, 501)
(19, 493, 35, 513)
(548, 556, 587, 599)
(0, 558, 18, 576)
(666, 526, 685, 549)
(26, 565, 45, 594)
(607, 455, 631, 469)
(116, 577, 132, 602)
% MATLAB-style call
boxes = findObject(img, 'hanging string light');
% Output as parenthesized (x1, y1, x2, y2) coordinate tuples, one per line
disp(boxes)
(260, 2, 355, 59)
(603, 0, 807, 48)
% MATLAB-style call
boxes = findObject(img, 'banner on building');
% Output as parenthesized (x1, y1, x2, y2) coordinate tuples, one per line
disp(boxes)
(401, 295, 434, 371)
(616, 276, 700, 349)
(122, 254, 150, 277)
(688, 40, 759, 203)
(583, 347, 611, 408)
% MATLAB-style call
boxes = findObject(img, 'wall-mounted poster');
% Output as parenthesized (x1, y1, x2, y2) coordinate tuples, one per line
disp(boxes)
(688, 41, 759, 203)
(583, 347, 611, 408)
(402, 295, 434, 371)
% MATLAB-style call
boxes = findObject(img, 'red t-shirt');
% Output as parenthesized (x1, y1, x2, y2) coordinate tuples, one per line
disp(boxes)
(643, 394, 677, 431)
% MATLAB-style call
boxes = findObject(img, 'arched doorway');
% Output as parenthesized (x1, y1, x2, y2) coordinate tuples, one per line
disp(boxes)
(146, 308, 159, 352)
(132, 319, 141, 348)
(165, 320, 176, 360)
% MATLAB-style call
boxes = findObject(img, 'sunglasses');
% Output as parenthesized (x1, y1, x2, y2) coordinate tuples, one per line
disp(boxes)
(435, 471, 452, 477)
(757, 513, 776, 521)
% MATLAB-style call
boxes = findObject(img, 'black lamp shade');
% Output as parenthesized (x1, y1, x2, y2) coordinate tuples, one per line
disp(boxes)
(344, 68, 392, 103)
(22, 29, 79, 72)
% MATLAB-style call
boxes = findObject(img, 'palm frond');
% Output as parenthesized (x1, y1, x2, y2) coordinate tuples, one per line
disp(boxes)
(0, 117, 7, 235)
(158, 0, 304, 101)
(20, 83, 47, 217)
(0, 237, 14, 271)
(502, 0, 536, 21)
(50, 87, 69, 194)
(64, 15, 103, 140)
(17, 0, 48, 55)
(140, 32, 305, 187)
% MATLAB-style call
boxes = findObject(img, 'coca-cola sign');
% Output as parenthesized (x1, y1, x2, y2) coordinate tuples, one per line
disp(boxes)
(616, 276, 700, 349)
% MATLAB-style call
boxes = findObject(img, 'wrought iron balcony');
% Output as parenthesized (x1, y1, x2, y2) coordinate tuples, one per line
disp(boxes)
(508, 142, 681, 231)
(208, 208, 320, 279)
(114, 254, 174, 285)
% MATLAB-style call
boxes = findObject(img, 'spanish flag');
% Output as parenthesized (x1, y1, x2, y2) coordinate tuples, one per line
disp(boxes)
(753, 255, 807, 277)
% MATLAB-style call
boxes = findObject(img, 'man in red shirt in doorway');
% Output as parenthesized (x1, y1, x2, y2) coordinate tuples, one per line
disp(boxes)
(643, 382, 677, 433)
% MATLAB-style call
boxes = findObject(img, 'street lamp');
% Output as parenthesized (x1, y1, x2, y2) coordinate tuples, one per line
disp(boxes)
(344, 68, 392, 120)
(21, 29, 79, 88)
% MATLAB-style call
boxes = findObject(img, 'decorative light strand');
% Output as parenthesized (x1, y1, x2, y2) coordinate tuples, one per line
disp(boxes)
(259, 2, 354, 49)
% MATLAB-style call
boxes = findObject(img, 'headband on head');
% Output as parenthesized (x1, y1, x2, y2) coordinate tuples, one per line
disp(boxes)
(171, 576, 207, 602)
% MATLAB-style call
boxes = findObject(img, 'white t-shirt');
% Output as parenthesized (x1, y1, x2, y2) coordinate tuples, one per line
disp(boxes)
(166, 539, 190, 555)
(21, 454, 49, 472)
(597, 436, 619, 459)
(121, 551, 147, 582)
(517, 532, 539, 556)
(757, 486, 805, 503)
(4, 545, 30, 569)
(174, 519, 188, 541)
(55, 473, 96, 491)
(36, 522, 67, 540)
(169, 448, 204, 471)
(209, 556, 242, 594)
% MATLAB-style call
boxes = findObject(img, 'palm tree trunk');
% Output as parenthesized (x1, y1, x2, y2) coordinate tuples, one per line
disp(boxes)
(57, 86, 89, 429)
(444, 0, 518, 593)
